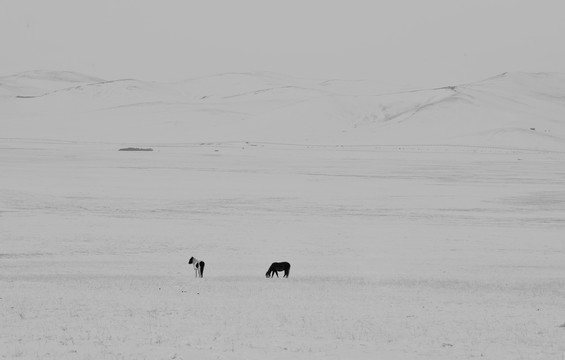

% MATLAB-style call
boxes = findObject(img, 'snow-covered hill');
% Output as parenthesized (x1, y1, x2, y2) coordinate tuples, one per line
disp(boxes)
(2, 70, 565, 150)
(0, 70, 105, 97)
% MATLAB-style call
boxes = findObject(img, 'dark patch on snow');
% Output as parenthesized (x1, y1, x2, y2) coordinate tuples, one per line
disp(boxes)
(118, 147, 154, 152)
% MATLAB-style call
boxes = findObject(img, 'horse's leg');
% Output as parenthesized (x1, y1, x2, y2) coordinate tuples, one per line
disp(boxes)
(200, 262, 205, 278)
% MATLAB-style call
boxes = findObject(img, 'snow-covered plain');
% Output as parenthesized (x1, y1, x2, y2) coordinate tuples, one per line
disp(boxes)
(1, 71, 565, 359)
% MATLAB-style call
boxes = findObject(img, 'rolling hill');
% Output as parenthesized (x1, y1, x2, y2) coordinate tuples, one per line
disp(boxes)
(1, 70, 564, 150)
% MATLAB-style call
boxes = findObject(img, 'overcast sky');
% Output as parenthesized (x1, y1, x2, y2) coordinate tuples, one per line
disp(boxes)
(2, 0, 565, 88)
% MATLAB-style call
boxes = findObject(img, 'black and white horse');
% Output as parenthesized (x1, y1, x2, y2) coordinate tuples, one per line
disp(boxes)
(265, 262, 290, 278)
(188, 256, 205, 278)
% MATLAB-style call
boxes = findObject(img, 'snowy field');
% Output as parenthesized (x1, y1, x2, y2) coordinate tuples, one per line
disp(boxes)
(2, 70, 565, 359)
(2, 139, 565, 359)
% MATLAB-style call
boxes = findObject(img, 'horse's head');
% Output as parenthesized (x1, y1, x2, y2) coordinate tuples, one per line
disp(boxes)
(188, 257, 194, 264)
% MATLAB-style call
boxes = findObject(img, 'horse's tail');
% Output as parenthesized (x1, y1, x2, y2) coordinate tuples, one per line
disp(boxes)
(284, 263, 291, 277)
(200, 261, 205, 277)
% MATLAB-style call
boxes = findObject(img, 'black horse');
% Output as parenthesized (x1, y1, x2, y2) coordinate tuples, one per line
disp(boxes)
(265, 262, 291, 278)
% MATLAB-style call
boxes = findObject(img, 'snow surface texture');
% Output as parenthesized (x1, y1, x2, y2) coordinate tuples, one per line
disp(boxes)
(1, 71, 565, 359)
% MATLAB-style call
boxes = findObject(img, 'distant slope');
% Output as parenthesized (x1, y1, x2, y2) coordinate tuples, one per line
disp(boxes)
(1, 70, 565, 151)
(17, 79, 188, 111)
(356, 72, 565, 149)
(0, 70, 105, 97)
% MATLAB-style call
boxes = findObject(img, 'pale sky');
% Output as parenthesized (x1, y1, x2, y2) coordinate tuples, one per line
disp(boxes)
(2, 0, 565, 88)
